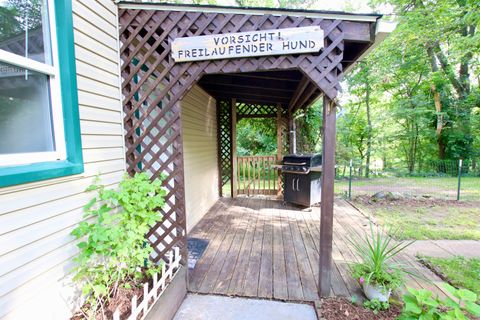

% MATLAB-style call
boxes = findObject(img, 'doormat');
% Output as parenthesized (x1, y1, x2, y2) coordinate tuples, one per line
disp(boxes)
(187, 237, 209, 270)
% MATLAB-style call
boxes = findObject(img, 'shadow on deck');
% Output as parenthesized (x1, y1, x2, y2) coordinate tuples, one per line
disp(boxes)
(187, 197, 447, 302)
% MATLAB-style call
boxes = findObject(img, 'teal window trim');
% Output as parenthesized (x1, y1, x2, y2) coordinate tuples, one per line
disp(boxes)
(0, 0, 83, 188)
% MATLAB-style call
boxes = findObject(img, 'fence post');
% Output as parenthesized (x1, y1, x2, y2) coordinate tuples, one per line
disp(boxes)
(457, 159, 463, 201)
(348, 159, 353, 200)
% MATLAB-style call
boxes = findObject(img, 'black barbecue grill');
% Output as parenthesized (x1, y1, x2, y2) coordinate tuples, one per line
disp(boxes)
(282, 153, 322, 207)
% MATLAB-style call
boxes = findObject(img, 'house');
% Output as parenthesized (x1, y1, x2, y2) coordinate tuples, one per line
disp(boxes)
(0, 1, 391, 319)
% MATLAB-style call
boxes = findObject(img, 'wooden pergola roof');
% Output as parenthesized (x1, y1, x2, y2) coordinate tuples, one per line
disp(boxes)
(119, 2, 387, 112)
(117, 1, 392, 299)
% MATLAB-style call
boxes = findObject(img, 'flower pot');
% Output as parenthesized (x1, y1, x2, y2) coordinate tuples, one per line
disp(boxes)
(362, 282, 391, 302)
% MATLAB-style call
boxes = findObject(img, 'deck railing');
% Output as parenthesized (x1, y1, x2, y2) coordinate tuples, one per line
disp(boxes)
(236, 155, 280, 196)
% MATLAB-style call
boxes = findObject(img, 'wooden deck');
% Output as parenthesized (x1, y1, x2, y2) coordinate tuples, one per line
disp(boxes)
(188, 197, 448, 302)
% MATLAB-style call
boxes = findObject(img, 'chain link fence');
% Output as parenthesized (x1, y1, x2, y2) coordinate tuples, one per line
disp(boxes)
(335, 159, 480, 201)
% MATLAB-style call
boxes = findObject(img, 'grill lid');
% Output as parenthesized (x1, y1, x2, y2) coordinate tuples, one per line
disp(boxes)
(282, 153, 322, 167)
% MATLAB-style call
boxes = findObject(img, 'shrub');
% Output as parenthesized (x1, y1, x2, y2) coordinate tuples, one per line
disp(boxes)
(399, 284, 480, 320)
(71, 173, 166, 318)
(363, 298, 390, 314)
(348, 223, 415, 294)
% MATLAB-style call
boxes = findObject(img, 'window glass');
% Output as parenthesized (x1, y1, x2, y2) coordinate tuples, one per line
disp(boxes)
(0, 62, 55, 154)
(0, 0, 52, 64)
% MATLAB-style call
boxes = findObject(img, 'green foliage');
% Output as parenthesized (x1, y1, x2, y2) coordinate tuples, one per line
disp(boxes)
(236, 118, 277, 156)
(294, 101, 323, 153)
(0, 0, 43, 42)
(399, 284, 480, 320)
(337, 0, 480, 172)
(348, 223, 415, 292)
(363, 298, 390, 314)
(71, 173, 166, 318)
(421, 256, 480, 296)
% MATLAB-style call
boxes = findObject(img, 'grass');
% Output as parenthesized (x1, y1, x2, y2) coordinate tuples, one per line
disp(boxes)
(420, 256, 480, 297)
(353, 199, 480, 240)
(335, 176, 480, 201)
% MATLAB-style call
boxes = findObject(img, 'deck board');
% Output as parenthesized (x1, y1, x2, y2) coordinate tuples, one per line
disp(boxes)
(272, 200, 288, 300)
(189, 197, 447, 302)
(242, 197, 265, 297)
(258, 198, 274, 298)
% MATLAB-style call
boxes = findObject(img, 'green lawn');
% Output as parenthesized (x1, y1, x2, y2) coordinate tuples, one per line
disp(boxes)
(420, 256, 480, 297)
(353, 198, 480, 240)
(335, 176, 480, 201)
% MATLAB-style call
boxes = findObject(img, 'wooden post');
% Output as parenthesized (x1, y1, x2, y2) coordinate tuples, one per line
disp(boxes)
(231, 98, 237, 198)
(276, 104, 283, 197)
(319, 96, 336, 297)
(288, 113, 296, 154)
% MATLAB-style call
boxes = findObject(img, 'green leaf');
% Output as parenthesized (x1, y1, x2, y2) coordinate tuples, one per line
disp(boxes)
(457, 289, 477, 302)
(464, 301, 480, 317)
(454, 307, 467, 320)
(405, 300, 423, 315)
(83, 197, 97, 211)
(442, 283, 459, 298)
(443, 297, 460, 309)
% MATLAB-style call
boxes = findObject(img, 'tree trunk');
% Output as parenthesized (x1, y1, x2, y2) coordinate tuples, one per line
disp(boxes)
(426, 46, 447, 160)
(365, 68, 372, 178)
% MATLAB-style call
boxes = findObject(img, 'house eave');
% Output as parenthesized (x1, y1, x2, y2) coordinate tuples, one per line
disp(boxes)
(116, 1, 382, 23)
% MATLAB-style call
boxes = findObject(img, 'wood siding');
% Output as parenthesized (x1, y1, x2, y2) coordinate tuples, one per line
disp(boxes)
(0, 1, 124, 319)
(181, 85, 219, 232)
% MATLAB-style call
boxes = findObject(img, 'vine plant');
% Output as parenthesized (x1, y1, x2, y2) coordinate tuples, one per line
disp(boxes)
(71, 173, 166, 318)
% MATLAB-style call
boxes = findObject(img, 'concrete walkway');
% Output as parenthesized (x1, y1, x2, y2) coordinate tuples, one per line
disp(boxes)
(405, 240, 480, 259)
(173, 294, 317, 320)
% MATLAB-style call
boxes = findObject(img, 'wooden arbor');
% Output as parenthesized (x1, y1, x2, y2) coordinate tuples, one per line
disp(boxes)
(118, 4, 379, 297)
(216, 100, 288, 198)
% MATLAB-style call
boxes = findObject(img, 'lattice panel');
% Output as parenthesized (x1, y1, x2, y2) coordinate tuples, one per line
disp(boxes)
(237, 103, 286, 118)
(217, 100, 232, 192)
(119, 9, 345, 264)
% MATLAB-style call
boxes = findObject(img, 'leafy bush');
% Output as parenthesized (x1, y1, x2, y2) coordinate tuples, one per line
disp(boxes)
(363, 298, 390, 314)
(348, 223, 415, 294)
(71, 173, 166, 318)
(400, 284, 480, 320)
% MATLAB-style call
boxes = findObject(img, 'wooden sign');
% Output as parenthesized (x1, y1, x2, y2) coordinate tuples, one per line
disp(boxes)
(171, 26, 324, 62)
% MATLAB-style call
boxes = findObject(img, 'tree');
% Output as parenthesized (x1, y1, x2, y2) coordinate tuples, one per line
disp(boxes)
(372, 0, 480, 160)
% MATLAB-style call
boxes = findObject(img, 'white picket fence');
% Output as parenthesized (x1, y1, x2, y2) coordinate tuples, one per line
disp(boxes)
(113, 247, 181, 320)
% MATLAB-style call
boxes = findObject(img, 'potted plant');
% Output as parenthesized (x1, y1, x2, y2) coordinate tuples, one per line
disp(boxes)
(70, 173, 166, 319)
(347, 223, 415, 302)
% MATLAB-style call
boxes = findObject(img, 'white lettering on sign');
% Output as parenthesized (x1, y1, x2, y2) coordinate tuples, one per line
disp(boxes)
(171, 26, 324, 62)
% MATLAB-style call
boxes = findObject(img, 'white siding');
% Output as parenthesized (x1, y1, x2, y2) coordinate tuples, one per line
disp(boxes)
(181, 86, 219, 232)
(0, 0, 124, 319)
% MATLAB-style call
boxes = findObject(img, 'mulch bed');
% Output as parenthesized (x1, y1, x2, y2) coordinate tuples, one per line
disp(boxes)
(71, 284, 143, 320)
(353, 194, 479, 209)
(317, 298, 402, 320)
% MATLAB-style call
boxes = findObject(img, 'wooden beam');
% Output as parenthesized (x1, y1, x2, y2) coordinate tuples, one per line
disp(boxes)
(231, 98, 238, 198)
(342, 21, 373, 43)
(319, 96, 337, 297)
(295, 84, 318, 110)
(199, 78, 297, 92)
(288, 113, 296, 154)
(213, 95, 288, 106)
(206, 87, 292, 99)
(238, 114, 277, 119)
(227, 72, 301, 82)
(288, 76, 310, 111)
(276, 104, 283, 197)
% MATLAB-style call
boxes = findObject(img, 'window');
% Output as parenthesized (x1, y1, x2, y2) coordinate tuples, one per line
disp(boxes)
(0, 0, 83, 187)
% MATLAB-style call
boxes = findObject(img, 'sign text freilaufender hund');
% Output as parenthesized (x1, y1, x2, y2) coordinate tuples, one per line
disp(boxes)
(171, 26, 324, 62)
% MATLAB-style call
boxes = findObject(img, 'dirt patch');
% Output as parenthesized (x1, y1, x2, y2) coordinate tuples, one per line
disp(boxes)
(71, 283, 143, 320)
(353, 194, 480, 209)
(70, 273, 158, 320)
(318, 298, 402, 320)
